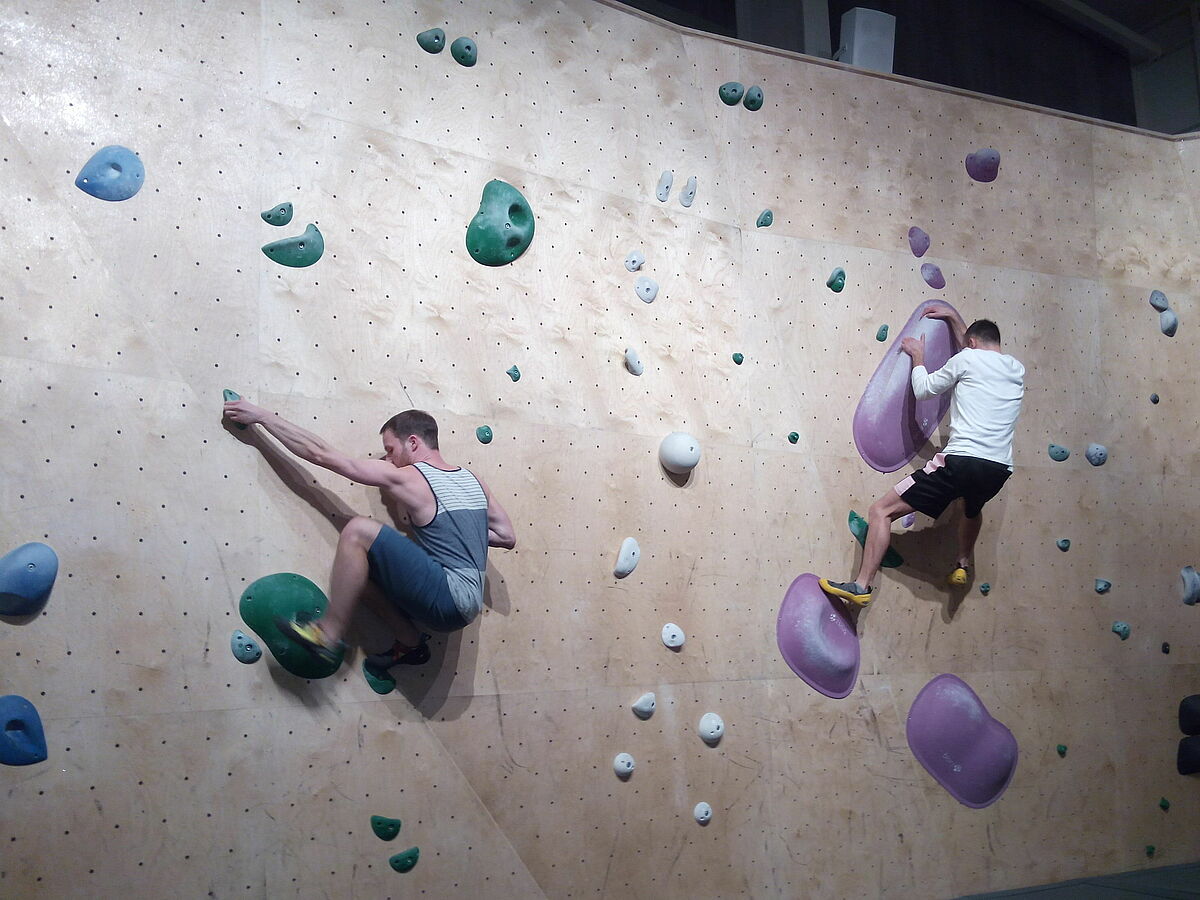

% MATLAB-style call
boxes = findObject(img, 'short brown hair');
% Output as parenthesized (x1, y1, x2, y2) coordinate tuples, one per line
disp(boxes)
(380, 409, 439, 449)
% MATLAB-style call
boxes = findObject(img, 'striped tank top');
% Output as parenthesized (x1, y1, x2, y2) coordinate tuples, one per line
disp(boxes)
(411, 461, 489, 623)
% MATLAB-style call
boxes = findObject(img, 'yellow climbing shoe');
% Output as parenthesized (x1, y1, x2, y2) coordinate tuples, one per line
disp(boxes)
(947, 566, 970, 587)
(819, 578, 874, 607)
(275, 616, 344, 666)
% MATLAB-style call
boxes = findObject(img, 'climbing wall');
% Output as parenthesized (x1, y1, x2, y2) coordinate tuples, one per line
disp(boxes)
(1, 0, 1198, 897)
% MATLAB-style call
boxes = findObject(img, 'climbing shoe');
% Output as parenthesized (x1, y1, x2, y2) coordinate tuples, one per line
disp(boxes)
(274, 616, 345, 667)
(365, 634, 432, 671)
(947, 565, 971, 588)
(818, 578, 874, 607)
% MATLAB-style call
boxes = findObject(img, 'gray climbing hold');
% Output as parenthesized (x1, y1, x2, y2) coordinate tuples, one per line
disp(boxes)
(476, 425, 493, 444)
(261, 223, 324, 268)
(624, 348, 644, 376)
(908, 226, 930, 257)
(1048, 444, 1070, 462)
(1160, 309, 1178, 337)
(635, 276, 658, 303)
(718, 82, 744, 105)
(965, 148, 1001, 183)
(693, 802, 713, 824)
(632, 692, 656, 719)
(506, 365, 521, 382)
(261, 202, 293, 226)
(613, 752, 635, 778)
(1085, 443, 1107, 466)
(656, 170, 672, 202)
(1111, 621, 1130, 640)
(659, 432, 700, 474)
(613, 537, 640, 578)
(698, 712, 724, 745)
(743, 85, 764, 111)
(661, 622, 685, 649)
(416, 27, 446, 53)
(75, 145, 145, 201)
(921, 263, 945, 289)
(450, 36, 477, 67)
(0, 542, 59, 616)
(1181, 566, 1200, 605)
(1095, 578, 1112, 594)
(1057, 539, 1070, 552)
(876, 324, 889, 342)
(230, 629, 262, 664)
(756, 209, 773, 228)
(1149, 290, 1169, 311)
(1151, 393, 1160, 404)
(624, 250, 645, 272)
(679, 175, 697, 208)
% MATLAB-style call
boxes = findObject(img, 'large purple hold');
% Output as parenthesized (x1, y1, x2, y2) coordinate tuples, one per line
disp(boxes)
(853, 300, 958, 473)
(906, 674, 1018, 809)
(965, 148, 1001, 183)
(908, 226, 930, 258)
(920, 263, 945, 289)
(775, 573, 860, 699)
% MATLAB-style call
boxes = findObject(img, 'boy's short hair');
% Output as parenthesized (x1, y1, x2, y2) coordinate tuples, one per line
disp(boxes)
(966, 319, 1001, 345)
(380, 409, 439, 449)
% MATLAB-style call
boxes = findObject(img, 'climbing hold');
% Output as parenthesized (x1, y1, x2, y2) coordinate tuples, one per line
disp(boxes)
(475, 425, 493, 444)
(75, 145, 145, 201)
(635, 276, 658, 303)
(1163, 642, 1171, 654)
(776, 572, 860, 699)
(239, 574, 343, 679)
(230, 629, 261, 664)
(658, 432, 700, 475)
(908, 226, 930, 257)
(0, 696, 47, 766)
(450, 36, 477, 66)
(901, 512, 916, 528)
(732, 352, 744, 365)
(260, 203, 292, 226)
(661, 622, 685, 649)
(371, 815, 402, 841)
(756, 209, 773, 228)
(0, 542, 59, 616)
(1056, 744, 1067, 757)
(261, 223, 324, 268)
(826, 267, 846, 292)
(624, 250, 645, 272)
(693, 802, 713, 824)
(980, 583, 991, 595)
(698, 712, 724, 745)
(656, 170, 672, 202)
(920, 263, 945, 290)
(848, 510, 903, 568)
(613, 752, 635, 778)
(1085, 443, 1107, 466)
(613, 537, 640, 578)
(1095, 578, 1111, 594)
(1151, 393, 1160, 404)
(466, 180, 535, 266)
(679, 175, 697, 208)
(1160, 308, 1178, 337)
(1160, 797, 1170, 811)
(389, 847, 420, 873)
(1146, 845, 1156, 859)
(624, 348, 644, 376)
(718, 82, 744, 105)
(362, 659, 395, 695)
(787, 432, 799, 444)
(632, 692, 656, 719)
(875, 325, 888, 342)
(1056, 539, 1070, 552)
(416, 27, 445, 53)
(1180, 566, 1200, 605)
(222, 388, 248, 430)
(506, 365, 521, 382)
(1048, 444, 1070, 462)
(1112, 621, 1130, 640)
(1149, 290, 1169, 311)
(965, 148, 1001, 183)
(743, 85, 764, 110)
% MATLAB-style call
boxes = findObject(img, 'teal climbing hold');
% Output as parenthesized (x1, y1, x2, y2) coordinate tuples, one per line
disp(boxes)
(1095, 578, 1111, 594)
(476, 425, 493, 444)
(362, 659, 395, 695)
(1146, 845, 1156, 858)
(743, 85, 764, 111)
(1056, 539, 1070, 551)
(417, 27, 446, 53)
(1048, 444, 1070, 461)
(1160, 797, 1170, 811)
(980, 583, 991, 595)
(262, 224, 324, 268)
(788, 432, 799, 444)
(223, 388, 247, 430)
(732, 353, 744, 365)
(238, 574, 344, 678)
(756, 209, 773, 228)
(1056, 744, 1067, 757)
(389, 847, 420, 873)
(719, 82, 744, 105)
(506, 365, 521, 382)
(0, 542, 58, 616)
(75, 145, 145, 201)
(848, 510, 902, 568)
(466, 180, 535, 266)
(451, 36, 477, 67)
(0, 695, 47, 766)
(875, 325, 889, 342)
(826, 267, 846, 292)
(260, 202, 293, 226)
(230, 629, 261, 664)
(1112, 621, 1130, 640)
(371, 815, 402, 841)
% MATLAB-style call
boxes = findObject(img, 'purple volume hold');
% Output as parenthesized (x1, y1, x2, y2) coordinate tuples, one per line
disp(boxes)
(908, 226, 930, 258)
(906, 674, 1018, 809)
(852, 299, 958, 473)
(965, 148, 1001, 183)
(775, 573, 860, 699)
(920, 263, 945, 289)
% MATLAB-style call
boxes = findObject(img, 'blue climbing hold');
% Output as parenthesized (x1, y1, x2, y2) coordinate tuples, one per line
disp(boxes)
(0, 542, 58, 616)
(0, 695, 47, 766)
(1048, 444, 1070, 462)
(1056, 539, 1070, 552)
(1095, 578, 1112, 594)
(75, 145, 145, 201)
(1085, 443, 1108, 466)
(230, 629, 262, 664)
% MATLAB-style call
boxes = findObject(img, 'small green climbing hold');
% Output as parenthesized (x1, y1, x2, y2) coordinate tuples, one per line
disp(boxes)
(1159, 797, 1170, 811)
(1056, 744, 1067, 757)
(1145, 845, 1156, 858)
(476, 425, 493, 444)
(223, 389, 247, 430)
(743, 85, 764, 111)
(371, 815, 402, 841)
(1048, 443, 1070, 462)
(1112, 621, 1130, 640)
(416, 27, 446, 53)
(849, 510, 902, 568)
(262, 223, 324, 268)
(362, 659, 395, 695)
(1056, 539, 1070, 551)
(788, 432, 799, 444)
(466, 180, 535, 266)
(450, 36, 477, 67)
(756, 209, 773, 228)
(389, 847, 420, 873)
(980, 583, 991, 595)
(732, 353, 744, 365)
(875, 325, 889, 342)
(260, 202, 293, 226)
(826, 267, 846, 292)
(718, 82, 744, 105)
(238, 573, 343, 679)
(506, 365, 521, 382)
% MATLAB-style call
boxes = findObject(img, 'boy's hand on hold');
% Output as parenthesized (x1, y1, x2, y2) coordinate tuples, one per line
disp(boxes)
(901, 335, 926, 366)
(224, 399, 268, 426)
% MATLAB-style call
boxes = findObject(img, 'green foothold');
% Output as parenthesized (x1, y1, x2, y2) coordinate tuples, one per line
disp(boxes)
(875, 325, 889, 342)
(362, 659, 395, 695)
(238, 574, 344, 678)
(371, 815, 402, 841)
(260, 202, 293, 226)
(466, 180, 535, 266)
(261, 223, 324, 268)
(1112, 621, 1130, 640)
(826, 267, 846, 292)
(389, 847, 420, 873)
(1146, 845, 1156, 858)
(476, 425, 493, 444)
(980, 583, 991, 595)
(1056, 744, 1067, 757)
(1048, 443, 1070, 461)
(788, 432, 799, 444)
(743, 85, 764, 111)
(450, 36, 477, 67)
(718, 82, 744, 105)
(848, 510, 903, 569)
(1160, 797, 1170, 811)
(506, 365, 521, 382)
(732, 353, 744, 365)
(1057, 539, 1070, 551)
(223, 388, 247, 430)
(416, 27, 446, 53)
(756, 209, 773, 228)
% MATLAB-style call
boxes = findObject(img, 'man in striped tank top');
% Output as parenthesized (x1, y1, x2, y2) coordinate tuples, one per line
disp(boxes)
(223, 402, 516, 670)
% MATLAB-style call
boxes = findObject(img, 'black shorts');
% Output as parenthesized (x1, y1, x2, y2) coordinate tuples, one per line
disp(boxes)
(894, 453, 1011, 520)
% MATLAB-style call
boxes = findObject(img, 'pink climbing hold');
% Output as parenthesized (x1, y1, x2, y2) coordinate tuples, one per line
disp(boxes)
(920, 263, 945, 290)
(908, 226, 930, 258)
(775, 573, 860, 699)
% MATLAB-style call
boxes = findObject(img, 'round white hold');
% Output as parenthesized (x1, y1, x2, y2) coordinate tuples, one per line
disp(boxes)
(659, 432, 701, 474)
(613, 752, 636, 778)
(635, 276, 659, 303)
(614, 537, 640, 578)
(698, 712, 724, 745)
(661, 622, 685, 648)
(624, 250, 645, 272)
(624, 347, 644, 376)
(693, 801, 713, 824)
(632, 692, 656, 719)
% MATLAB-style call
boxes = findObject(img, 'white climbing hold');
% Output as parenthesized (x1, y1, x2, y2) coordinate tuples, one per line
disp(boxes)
(635, 276, 658, 303)
(659, 431, 701, 474)
(614, 537, 641, 578)
(624, 347, 644, 376)
(632, 692, 656, 719)
(624, 250, 645, 272)
(661, 622, 685, 649)
(613, 752, 636, 778)
(1160, 308, 1179, 337)
(656, 170, 673, 202)
(693, 802, 713, 824)
(679, 175, 697, 208)
(698, 712, 725, 745)
(1182, 566, 1200, 606)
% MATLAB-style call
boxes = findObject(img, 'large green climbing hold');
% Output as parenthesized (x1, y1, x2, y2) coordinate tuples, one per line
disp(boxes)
(743, 85, 764, 111)
(260, 202, 293, 226)
(848, 510, 902, 568)
(826, 267, 846, 292)
(371, 815, 402, 841)
(417, 28, 446, 53)
(238, 573, 343, 678)
(223, 389, 247, 430)
(389, 847, 420, 873)
(719, 82, 744, 105)
(451, 36, 477, 67)
(466, 180, 534, 266)
(262, 224, 324, 268)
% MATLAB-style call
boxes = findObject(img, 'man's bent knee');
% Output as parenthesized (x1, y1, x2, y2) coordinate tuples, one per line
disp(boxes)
(342, 516, 383, 548)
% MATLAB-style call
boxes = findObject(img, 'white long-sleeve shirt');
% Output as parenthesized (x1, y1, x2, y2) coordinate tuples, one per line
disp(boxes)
(911, 347, 1025, 469)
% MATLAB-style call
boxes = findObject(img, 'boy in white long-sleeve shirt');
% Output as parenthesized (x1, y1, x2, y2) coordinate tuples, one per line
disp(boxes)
(821, 305, 1025, 607)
